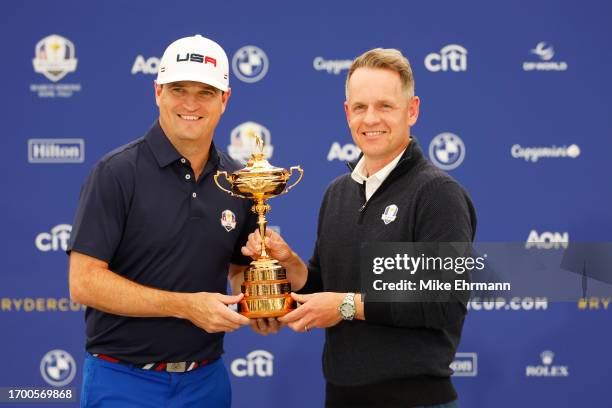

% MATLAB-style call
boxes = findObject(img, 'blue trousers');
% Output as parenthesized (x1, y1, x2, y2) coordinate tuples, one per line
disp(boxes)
(80, 353, 231, 407)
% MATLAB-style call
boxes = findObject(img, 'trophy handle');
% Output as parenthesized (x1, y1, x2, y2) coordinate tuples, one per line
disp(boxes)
(282, 166, 303, 194)
(214, 171, 246, 198)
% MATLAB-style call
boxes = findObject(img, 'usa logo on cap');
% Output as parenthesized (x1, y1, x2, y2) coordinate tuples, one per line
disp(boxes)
(221, 209, 237, 232)
(381, 204, 398, 225)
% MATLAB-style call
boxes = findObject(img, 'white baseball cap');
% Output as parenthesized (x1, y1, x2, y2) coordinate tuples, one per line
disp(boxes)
(157, 34, 229, 92)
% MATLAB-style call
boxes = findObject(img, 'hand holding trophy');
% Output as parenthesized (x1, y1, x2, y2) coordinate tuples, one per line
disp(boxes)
(214, 132, 303, 318)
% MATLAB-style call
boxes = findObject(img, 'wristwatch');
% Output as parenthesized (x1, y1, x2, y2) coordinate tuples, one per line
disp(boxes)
(339, 292, 356, 321)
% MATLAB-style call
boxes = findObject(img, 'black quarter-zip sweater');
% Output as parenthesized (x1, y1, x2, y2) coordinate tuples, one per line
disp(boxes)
(299, 138, 477, 406)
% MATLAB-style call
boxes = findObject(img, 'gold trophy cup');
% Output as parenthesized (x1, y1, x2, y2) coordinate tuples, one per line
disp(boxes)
(214, 134, 303, 318)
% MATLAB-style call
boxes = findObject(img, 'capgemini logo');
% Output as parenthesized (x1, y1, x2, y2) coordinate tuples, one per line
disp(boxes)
(230, 350, 274, 377)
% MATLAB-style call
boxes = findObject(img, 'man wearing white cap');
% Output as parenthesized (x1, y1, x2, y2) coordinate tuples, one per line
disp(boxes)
(68, 35, 256, 407)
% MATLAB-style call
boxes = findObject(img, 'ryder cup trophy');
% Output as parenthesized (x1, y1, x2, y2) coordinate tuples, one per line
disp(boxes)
(214, 134, 303, 318)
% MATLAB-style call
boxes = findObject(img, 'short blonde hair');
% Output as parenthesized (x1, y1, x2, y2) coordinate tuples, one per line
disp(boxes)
(345, 48, 414, 99)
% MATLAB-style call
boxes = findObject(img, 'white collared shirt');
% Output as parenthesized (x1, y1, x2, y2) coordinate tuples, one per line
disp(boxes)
(350, 148, 406, 201)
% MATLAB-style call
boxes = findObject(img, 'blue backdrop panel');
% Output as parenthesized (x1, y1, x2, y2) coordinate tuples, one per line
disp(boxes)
(1, 0, 611, 407)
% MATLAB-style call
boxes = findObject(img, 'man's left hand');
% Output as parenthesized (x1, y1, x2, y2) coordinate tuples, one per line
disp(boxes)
(250, 317, 282, 336)
(279, 292, 344, 332)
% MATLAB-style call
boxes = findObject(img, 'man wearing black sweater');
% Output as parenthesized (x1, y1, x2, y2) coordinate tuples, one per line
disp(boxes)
(242, 48, 476, 407)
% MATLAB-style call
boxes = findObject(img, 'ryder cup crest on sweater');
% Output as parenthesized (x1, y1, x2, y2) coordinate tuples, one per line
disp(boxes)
(381, 204, 399, 225)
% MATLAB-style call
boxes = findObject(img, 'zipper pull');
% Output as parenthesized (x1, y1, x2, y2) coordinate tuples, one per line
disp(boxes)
(359, 203, 367, 212)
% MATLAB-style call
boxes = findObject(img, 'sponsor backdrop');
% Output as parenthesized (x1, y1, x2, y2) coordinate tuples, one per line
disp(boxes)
(1, 0, 611, 407)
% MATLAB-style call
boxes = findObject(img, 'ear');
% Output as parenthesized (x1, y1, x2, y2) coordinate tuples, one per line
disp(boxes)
(344, 100, 350, 126)
(154, 81, 162, 108)
(407, 96, 420, 126)
(221, 87, 232, 114)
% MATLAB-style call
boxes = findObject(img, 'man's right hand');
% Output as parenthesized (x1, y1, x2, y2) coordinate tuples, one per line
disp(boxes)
(241, 229, 293, 263)
(182, 292, 250, 333)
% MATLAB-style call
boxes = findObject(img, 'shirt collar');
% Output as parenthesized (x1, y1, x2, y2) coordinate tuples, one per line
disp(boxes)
(145, 121, 182, 168)
(145, 120, 220, 169)
(351, 146, 406, 185)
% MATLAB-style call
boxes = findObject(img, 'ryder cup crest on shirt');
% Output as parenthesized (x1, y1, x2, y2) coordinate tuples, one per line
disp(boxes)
(221, 209, 237, 232)
(381, 204, 399, 225)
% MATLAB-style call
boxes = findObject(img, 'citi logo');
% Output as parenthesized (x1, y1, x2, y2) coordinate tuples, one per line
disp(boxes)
(511, 144, 580, 162)
(313, 57, 352, 75)
(35, 224, 71, 252)
(230, 350, 273, 377)
(327, 142, 361, 162)
(451, 352, 478, 377)
(28, 139, 84, 163)
(424, 44, 467, 72)
(525, 230, 569, 249)
(131, 55, 160, 74)
(526, 350, 569, 377)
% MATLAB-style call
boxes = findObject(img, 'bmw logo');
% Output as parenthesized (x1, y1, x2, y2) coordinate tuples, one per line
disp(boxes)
(428, 132, 466, 170)
(40, 349, 77, 387)
(232, 45, 269, 83)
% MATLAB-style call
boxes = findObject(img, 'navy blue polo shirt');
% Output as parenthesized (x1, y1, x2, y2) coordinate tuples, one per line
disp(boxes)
(68, 121, 257, 364)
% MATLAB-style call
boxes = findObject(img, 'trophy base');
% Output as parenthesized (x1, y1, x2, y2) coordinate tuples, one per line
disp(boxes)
(238, 258, 295, 318)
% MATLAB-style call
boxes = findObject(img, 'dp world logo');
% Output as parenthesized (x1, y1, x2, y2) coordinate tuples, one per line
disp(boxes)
(228, 121, 273, 164)
(428, 133, 466, 170)
(40, 349, 77, 387)
(230, 350, 274, 377)
(232, 46, 269, 83)
(32, 34, 78, 82)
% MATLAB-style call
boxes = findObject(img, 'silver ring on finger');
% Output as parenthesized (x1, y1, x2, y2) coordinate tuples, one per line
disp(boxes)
(304, 324, 309, 332)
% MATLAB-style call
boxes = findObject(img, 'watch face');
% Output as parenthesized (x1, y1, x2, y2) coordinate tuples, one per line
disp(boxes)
(340, 303, 354, 317)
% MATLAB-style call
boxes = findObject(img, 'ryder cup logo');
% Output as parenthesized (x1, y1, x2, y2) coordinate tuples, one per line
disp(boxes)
(429, 133, 466, 170)
(40, 349, 77, 387)
(228, 122, 273, 164)
(424, 44, 467, 72)
(232, 46, 269, 83)
(32, 35, 78, 82)
(220, 209, 237, 232)
(381, 204, 398, 225)
(231, 350, 274, 377)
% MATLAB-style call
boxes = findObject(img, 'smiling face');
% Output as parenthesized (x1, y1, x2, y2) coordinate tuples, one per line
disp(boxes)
(154, 80, 230, 147)
(344, 67, 419, 174)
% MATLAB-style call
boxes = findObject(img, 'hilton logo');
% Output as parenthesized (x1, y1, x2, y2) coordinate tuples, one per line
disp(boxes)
(28, 139, 84, 163)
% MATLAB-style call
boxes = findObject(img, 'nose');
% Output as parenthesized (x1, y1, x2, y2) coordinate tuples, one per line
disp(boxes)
(363, 106, 380, 126)
(182, 93, 200, 112)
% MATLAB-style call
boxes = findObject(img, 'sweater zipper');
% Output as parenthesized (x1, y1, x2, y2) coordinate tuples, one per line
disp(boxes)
(356, 157, 410, 223)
